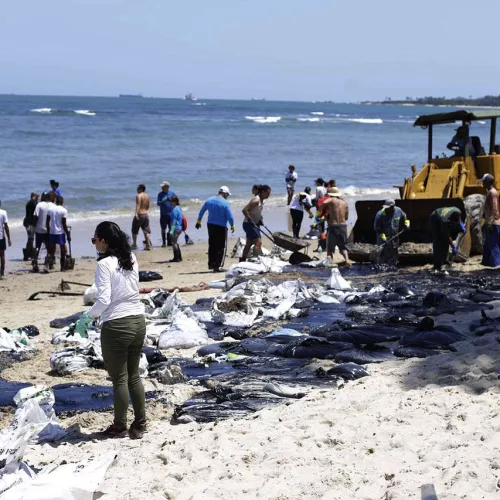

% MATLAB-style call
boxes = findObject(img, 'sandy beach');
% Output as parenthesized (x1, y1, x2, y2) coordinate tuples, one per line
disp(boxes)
(1, 237, 500, 499)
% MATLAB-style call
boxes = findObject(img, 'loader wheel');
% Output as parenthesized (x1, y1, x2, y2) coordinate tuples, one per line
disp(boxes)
(464, 194, 485, 255)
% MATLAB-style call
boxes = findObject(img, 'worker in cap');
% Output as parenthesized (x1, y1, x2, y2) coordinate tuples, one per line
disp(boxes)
(447, 124, 476, 160)
(196, 186, 235, 272)
(374, 199, 410, 266)
(157, 181, 176, 247)
(481, 173, 500, 267)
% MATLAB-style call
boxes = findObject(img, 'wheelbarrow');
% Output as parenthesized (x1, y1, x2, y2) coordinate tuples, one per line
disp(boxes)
(259, 224, 310, 253)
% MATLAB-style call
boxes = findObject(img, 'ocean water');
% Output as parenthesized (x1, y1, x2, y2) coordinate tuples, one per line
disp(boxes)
(0, 94, 487, 225)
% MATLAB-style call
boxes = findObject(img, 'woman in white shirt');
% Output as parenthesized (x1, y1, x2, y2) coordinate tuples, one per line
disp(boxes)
(75, 221, 146, 439)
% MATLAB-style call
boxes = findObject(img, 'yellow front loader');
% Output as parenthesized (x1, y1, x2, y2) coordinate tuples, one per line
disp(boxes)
(350, 110, 500, 264)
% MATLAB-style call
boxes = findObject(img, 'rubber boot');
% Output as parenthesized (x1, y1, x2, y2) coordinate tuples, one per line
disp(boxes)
(178, 248, 183, 262)
(60, 254, 66, 272)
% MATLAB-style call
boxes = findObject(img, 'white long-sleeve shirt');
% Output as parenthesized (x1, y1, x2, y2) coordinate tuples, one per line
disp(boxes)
(88, 253, 144, 322)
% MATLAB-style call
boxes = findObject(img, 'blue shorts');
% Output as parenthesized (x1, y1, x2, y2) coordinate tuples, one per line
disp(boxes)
(48, 233, 66, 246)
(35, 232, 48, 248)
(0, 238, 5, 251)
(243, 221, 261, 240)
(160, 214, 171, 230)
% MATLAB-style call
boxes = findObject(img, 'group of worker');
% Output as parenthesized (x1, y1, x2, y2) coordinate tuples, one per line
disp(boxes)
(373, 172, 499, 273)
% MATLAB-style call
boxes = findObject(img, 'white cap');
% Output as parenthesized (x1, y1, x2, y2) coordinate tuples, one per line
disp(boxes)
(160, 181, 170, 187)
(219, 185, 231, 195)
(481, 173, 494, 183)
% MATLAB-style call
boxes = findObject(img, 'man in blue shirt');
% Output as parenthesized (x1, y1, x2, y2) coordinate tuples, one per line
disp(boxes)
(196, 186, 235, 272)
(374, 199, 409, 265)
(157, 181, 176, 247)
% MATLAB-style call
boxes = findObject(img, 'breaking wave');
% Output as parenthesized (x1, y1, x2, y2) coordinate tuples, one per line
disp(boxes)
(297, 117, 320, 122)
(341, 185, 399, 197)
(30, 108, 52, 113)
(346, 118, 383, 124)
(74, 109, 96, 116)
(245, 116, 281, 123)
(310, 111, 324, 115)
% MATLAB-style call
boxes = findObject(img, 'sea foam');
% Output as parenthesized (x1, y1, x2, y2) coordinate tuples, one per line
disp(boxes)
(310, 111, 324, 115)
(297, 117, 320, 122)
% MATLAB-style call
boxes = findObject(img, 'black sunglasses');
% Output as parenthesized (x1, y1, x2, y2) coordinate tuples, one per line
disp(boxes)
(91, 237, 100, 244)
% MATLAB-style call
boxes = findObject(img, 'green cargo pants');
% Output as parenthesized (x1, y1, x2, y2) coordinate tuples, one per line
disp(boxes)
(101, 314, 146, 429)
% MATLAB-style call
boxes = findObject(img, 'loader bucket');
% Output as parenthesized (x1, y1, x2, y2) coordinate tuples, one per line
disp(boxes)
(349, 199, 469, 264)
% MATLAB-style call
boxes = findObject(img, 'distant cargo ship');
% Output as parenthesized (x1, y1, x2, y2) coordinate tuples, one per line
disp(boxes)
(119, 94, 143, 98)
(184, 93, 197, 101)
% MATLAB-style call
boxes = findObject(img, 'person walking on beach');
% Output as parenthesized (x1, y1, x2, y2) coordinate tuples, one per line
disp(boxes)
(32, 192, 55, 272)
(481, 173, 500, 267)
(289, 190, 313, 238)
(0, 201, 12, 280)
(156, 181, 175, 247)
(50, 179, 62, 197)
(374, 199, 409, 266)
(196, 186, 235, 272)
(168, 195, 183, 262)
(46, 196, 71, 272)
(241, 184, 272, 262)
(319, 191, 351, 264)
(285, 165, 297, 205)
(430, 207, 466, 274)
(132, 184, 152, 250)
(74, 221, 147, 438)
(23, 192, 39, 261)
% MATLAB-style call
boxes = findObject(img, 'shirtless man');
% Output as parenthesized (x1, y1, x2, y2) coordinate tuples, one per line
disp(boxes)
(319, 190, 351, 265)
(132, 184, 152, 250)
(241, 184, 272, 261)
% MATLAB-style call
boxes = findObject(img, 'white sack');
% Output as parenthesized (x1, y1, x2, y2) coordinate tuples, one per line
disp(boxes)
(326, 268, 352, 291)
(83, 283, 98, 306)
(158, 313, 208, 349)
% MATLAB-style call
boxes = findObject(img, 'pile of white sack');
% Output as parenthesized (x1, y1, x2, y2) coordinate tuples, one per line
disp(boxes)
(49, 290, 209, 375)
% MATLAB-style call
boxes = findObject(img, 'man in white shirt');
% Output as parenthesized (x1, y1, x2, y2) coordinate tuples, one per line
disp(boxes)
(0, 201, 12, 279)
(285, 165, 298, 205)
(46, 196, 71, 272)
(32, 191, 56, 272)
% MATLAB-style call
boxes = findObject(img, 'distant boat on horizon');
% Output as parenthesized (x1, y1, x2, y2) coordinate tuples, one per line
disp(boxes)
(184, 93, 197, 101)
(119, 94, 143, 98)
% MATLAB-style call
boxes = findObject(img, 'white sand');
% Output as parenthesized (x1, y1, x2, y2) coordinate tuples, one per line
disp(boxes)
(1, 246, 500, 499)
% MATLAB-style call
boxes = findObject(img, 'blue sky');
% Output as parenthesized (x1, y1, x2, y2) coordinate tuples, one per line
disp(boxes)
(1, 0, 499, 101)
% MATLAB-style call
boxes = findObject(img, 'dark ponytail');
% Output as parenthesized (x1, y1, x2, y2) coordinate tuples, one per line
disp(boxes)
(94, 221, 134, 271)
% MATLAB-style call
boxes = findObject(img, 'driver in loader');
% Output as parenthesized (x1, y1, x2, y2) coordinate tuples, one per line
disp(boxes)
(447, 125, 476, 160)
(374, 199, 410, 265)
(429, 207, 466, 275)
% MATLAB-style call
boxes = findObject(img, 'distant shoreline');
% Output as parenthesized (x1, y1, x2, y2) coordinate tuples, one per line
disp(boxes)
(367, 96, 500, 108)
